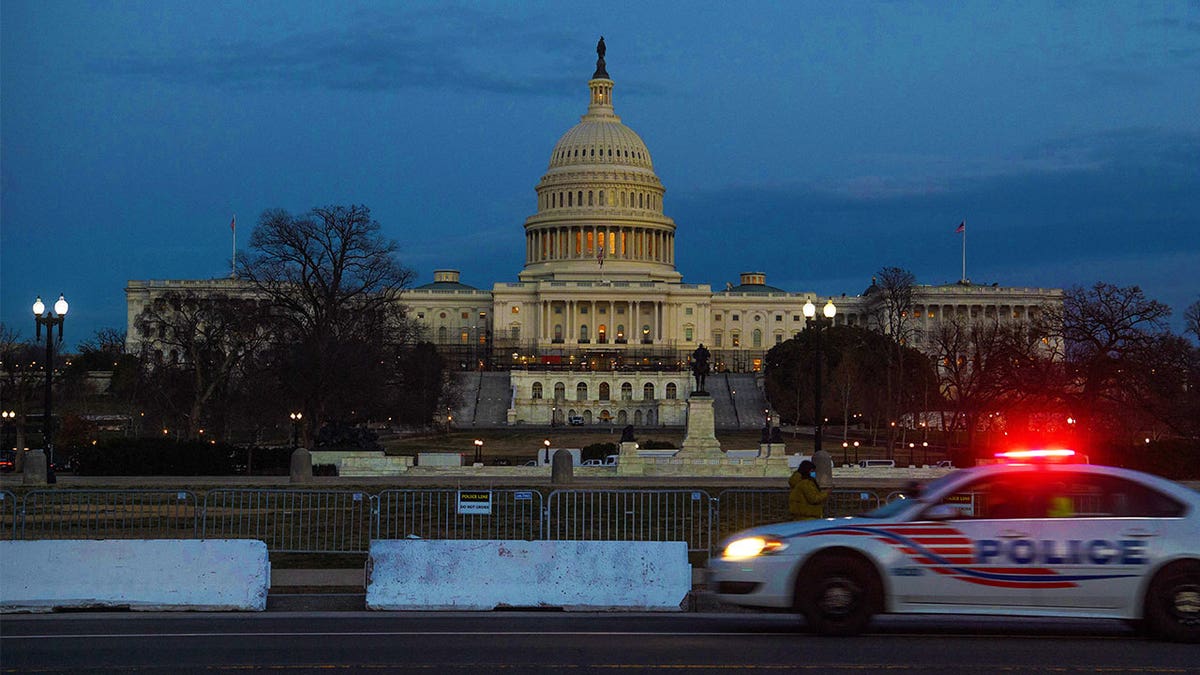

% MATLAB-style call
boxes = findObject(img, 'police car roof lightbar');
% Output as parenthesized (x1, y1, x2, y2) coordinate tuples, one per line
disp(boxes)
(995, 448, 1076, 460)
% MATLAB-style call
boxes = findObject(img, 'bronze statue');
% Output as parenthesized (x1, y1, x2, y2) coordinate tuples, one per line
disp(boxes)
(691, 343, 711, 393)
(593, 36, 609, 79)
(620, 424, 635, 443)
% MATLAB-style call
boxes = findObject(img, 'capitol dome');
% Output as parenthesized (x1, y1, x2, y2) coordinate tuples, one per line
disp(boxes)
(520, 39, 680, 283)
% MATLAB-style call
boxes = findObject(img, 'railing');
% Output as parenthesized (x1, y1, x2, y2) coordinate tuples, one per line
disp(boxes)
(4, 487, 893, 555)
(546, 489, 713, 554)
(19, 489, 199, 540)
(375, 489, 542, 542)
(1, 490, 16, 540)
(202, 489, 372, 553)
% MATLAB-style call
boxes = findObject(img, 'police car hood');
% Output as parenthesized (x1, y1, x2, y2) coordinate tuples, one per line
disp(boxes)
(725, 515, 886, 541)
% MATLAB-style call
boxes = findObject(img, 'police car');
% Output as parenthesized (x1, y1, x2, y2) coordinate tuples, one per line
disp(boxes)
(707, 451, 1200, 642)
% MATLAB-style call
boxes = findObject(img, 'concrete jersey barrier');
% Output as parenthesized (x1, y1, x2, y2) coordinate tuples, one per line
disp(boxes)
(0, 539, 269, 612)
(367, 539, 690, 611)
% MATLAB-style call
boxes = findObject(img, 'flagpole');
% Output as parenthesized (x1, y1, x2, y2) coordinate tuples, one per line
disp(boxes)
(231, 214, 237, 279)
(961, 219, 966, 283)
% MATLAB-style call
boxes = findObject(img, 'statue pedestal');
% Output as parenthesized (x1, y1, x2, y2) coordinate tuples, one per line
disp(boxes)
(678, 395, 722, 459)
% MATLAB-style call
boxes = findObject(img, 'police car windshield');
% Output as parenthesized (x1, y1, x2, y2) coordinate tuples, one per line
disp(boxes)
(859, 472, 961, 519)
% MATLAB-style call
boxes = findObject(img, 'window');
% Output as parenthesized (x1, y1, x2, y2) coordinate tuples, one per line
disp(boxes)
(511, 306, 519, 314)
(438, 327, 448, 341)
(685, 307, 693, 316)
(685, 327, 694, 341)
(665, 383, 677, 399)
(554, 382, 565, 399)
(715, 314, 722, 321)
(576, 383, 588, 401)
(532, 383, 543, 399)
(440, 312, 447, 319)
(775, 315, 782, 322)
(713, 333, 722, 347)
(732, 314, 739, 321)
(417, 312, 425, 319)
(460, 330, 469, 344)
(643, 383, 655, 400)
(510, 325, 520, 340)
(554, 324, 563, 340)
(752, 329, 762, 348)
(461, 312, 469, 319)
(621, 382, 633, 400)
(580, 306, 589, 314)
(732, 332, 741, 347)
(579, 324, 589, 342)
(775, 334, 783, 344)
(599, 383, 610, 401)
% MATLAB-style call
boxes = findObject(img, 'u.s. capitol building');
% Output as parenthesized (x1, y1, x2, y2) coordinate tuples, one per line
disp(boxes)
(127, 41, 1060, 428)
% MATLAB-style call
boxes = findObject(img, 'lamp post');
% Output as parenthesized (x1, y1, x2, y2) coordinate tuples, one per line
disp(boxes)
(33, 294, 68, 484)
(289, 412, 303, 450)
(803, 298, 836, 487)
(543, 438, 551, 465)
(473, 438, 484, 466)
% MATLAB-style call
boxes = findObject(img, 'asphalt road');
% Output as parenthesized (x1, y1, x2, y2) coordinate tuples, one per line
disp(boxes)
(2, 612, 1196, 674)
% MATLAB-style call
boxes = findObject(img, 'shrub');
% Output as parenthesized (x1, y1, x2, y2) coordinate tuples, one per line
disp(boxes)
(581, 442, 618, 462)
(75, 437, 243, 475)
(640, 439, 677, 450)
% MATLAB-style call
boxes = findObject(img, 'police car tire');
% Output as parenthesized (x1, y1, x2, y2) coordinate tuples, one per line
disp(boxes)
(1144, 560, 1200, 643)
(795, 554, 880, 637)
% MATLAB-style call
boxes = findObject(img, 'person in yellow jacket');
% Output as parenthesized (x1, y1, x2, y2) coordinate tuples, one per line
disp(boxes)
(789, 459, 830, 520)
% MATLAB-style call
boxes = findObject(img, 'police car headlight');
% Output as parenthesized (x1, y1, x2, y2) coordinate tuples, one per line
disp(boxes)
(722, 536, 788, 560)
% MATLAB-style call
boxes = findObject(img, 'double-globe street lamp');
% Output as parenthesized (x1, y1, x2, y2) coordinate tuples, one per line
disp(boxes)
(803, 298, 836, 487)
(33, 294, 68, 483)
(290, 412, 303, 450)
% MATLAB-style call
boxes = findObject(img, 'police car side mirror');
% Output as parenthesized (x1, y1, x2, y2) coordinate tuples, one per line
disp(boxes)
(924, 504, 962, 520)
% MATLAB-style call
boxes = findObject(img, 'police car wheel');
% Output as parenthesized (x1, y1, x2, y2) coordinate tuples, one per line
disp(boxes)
(796, 554, 879, 637)
(1144, 560, 1200, 643)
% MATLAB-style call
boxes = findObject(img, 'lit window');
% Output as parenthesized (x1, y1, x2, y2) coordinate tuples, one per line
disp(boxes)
(511, 306, 519, 314)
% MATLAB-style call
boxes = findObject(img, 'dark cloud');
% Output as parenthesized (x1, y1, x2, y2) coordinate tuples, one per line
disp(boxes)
(671, 128, 1200, 306)
(96, 7, 587, 95)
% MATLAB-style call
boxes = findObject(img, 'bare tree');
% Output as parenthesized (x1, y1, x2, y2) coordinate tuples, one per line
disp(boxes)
(1185, 299, 1200, 341)
(1049, 283, 1172, 450)
(238, 205, 417, 443)
(0, 324, 40, 469)
(867, 267, 917, 457)
(134, 291, 271, 439)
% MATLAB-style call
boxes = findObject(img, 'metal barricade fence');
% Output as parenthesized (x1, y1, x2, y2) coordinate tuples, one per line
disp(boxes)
(712, 488, 882, 554)
(202, 489, 371, 553)
(712, 489, 790, 547)
(1, 490, 16, 540)
(19, 489, 200, 540)
(827, 488, 882, 516)
(375, 489, 543, 542)
(545, 489, 713, 554)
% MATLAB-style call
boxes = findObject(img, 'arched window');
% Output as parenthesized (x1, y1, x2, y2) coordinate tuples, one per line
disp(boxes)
(666, 383, 677, 399)
(644, 383, 655, 400)
(616, 324, 625, 342)
(598, 324, 607, 343)
(579, 324, 589, 342)
(621, 192, 627, 206)
(588, 191, 594, 206)
(621, 382, 633, 400)
(598, 190, 604, 205)
(554, 324, 563, 340)
(639, 193, 643, 208)
(438, 326, 448, 342)
(460, 330, 469, 344)
(752, 329, 762, 347)
(599, 383, 610, 401)
(577, 190, 583, 205)
(554, 382, 565, 399)
(510, 324, 520, 340)
(576, 382, 588, 401)
(634, 410, 643, 425)
(532, 382, 543, 399)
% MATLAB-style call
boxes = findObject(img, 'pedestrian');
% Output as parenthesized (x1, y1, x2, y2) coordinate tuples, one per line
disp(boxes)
(789, 459, 830, 520)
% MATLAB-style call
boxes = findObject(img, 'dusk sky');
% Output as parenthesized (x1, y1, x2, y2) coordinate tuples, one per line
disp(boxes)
(3, 1, 1198, 348)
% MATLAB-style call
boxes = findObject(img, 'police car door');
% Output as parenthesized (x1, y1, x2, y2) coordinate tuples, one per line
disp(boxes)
(1030, 471, 1180, 610)
(905, 473, 1039, 609)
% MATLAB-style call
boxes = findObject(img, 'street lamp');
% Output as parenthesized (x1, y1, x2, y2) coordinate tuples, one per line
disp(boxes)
(803, 298, 836, 486)
(289, 412, 303, 450)
(543, 438, 551, 465)
(33, 294, 68, 483)
(473, 438, 484, 465)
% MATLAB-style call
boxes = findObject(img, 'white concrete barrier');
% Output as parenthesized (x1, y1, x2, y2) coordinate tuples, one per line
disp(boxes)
(0, 540, 269, 613)
(367, 540, 690, 611)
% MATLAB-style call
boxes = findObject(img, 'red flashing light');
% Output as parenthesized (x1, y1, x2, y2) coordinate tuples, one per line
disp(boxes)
(996, 448, 1077, 461)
